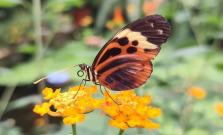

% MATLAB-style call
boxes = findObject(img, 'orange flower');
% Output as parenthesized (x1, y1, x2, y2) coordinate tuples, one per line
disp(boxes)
(106, 6, 124, 29)
(34, 118, 46, 127)
(33, 85, 104, 125)
(33, 102, 51, 116)
(106, 21, 115, 30)
(214, 103, 223, 117)
(126, 4, 135, 14)
(102, 90, 161, 130)
(62, 107, 85, 125)
(80, 16, 93, 27)
(113, 6, 124, 25)
(188, 87, 207, 99)
(42, 87, 60, 100)
(143, 0, 161, 15)
(109, 113, 128, 130)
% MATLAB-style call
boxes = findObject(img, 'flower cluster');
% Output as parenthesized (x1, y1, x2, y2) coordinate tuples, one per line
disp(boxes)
(188, 87, 206, 99)
(33, 85, 162, 132)
(102, 90, 161, 130)
(33, 85, 104, 125)
(214, 103, 223, 117)
(106, 6, 124, 29)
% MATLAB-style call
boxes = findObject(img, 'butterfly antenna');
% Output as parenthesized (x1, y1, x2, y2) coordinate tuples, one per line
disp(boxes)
(33, 65, 79, 84)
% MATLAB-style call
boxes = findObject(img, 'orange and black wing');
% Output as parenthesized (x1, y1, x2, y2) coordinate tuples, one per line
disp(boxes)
(92, 14, 171, 91)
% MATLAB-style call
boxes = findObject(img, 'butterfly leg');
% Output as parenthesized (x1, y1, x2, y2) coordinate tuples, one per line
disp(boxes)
(93, 83, 120, 105)
(97, 84, 104, 95)
(73, 76, 89, 98)
(101, 85, 120, 105)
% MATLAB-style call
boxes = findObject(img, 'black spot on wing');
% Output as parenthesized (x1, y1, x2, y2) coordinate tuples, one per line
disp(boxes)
(127, 47, 137, 54)
(132, 40, 138, 46)
(118, 37, 129, 46)
(110, 47, 121, 56)
(97, 50, 110, 65)
(144, 49, 151, 53)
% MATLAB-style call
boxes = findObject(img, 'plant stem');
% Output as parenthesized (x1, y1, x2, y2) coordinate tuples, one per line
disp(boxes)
(32, 0, 48, 133)
(33, 0, 45, 90)
(72, 124, 77, 135)
(0, 84, 17, 119)
(118, 129, 124, 135)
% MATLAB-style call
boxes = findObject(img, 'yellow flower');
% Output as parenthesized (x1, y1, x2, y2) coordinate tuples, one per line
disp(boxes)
(144, 119, 160, 130)
(214, 103, 223, 117)
(188, 87, 207, 99)
(106, 6, 124, 29)
(127, 4, 135, 14)
(127, 113, 143, 127)
(102, 90, 161, 130)
(113, 6, 124, 25)
(62, 107, 85, 125)
(33, 85, 104, 125)
(42, 87, 61, 100)
(34, 118, 46, 127)
(33, 102, 51, 116)
(109, 113, 128, 130)
(106, 21, 115, 30)
(80, 16, 93, 27)
(142, 0, 161, 16)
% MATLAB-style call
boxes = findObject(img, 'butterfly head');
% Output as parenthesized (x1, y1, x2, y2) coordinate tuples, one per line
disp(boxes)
(79, 63, 87, 71)
(77, 63, 88, 77)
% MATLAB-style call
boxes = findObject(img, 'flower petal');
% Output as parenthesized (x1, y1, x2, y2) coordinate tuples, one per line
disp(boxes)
(33, 103, 51, 116)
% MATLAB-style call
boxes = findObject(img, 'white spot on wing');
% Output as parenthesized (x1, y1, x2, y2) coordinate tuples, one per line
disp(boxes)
(157, 29, 163, 35)
(115, 29, 158, 49)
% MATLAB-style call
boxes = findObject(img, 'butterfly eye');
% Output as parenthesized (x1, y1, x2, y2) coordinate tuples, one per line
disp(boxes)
(79, 64, 86, 70)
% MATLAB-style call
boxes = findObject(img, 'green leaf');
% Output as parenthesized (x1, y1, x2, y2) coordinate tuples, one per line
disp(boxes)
(126, 0, 142, 22)
(18, 44, 36, 54)
(0, 41, 96, 86)
(45, 0, 84, 12)
(0, 121, 22, 135)
(166, 46, 208, 59)
(186, 128, 209, 135)
(0, 0, 22, 8)
(94, 0, 118, 33)
(215, 63, 223, 72)
(5, 95, 42, 113)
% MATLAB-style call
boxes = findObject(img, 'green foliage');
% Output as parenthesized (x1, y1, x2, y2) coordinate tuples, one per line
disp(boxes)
(0, 41, 96, 86)
(0, 121, 22, 135)
(1, 0, 223, 135)
(18, 44, 36, 54)
(0, 0, 22, 8)
(45, 0, 84, 12)
(0, 10, 32, 45)
(94, 0, 118, 33)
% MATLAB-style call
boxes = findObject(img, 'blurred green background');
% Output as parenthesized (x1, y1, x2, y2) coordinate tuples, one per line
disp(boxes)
(0, 0, 223, 135)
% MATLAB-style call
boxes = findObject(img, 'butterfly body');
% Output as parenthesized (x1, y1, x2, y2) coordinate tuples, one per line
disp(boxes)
(80, 14, 171, 91)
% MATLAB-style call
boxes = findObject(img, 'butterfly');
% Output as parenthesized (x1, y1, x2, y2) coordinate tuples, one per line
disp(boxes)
(34, 14, 171, 91)
(78, 14, 171, 91)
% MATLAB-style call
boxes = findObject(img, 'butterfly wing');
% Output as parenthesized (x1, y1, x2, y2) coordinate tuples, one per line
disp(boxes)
(92, 14, 171, 91)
